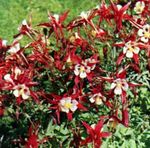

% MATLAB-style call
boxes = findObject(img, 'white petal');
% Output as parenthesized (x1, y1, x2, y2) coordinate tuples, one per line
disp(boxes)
(89, 97, 95, 103)
(60, 106, 69, 113)
(65, 98, 72, 103)
(86, 66, 91, 73)
(2, 40, 7, 46)
(22, 19, 28, 25)
(114, 87, 122, 95)
(122, 83, 128, 91)
(138, 29, 144, 36)
(126, 50, 133, 58)
(22, 93, 29, 100)
(143, 24, 150, 32)
(53, 14, 59, 22)
(80, 72, 87, 79)
(70, 105, 78, 112)
(123, 47, 127, 54)
(141, 36, 148, 43)
(117, 5, 122, 10)
(111, 83, 116, 89)
(133, 47, 140, 54)
(60, 99, 65, 105)
(74, 69, 79, 76)
(72, 100, 78, 105)
(13, 89, 20, 97)
(4, 74, 11, 81)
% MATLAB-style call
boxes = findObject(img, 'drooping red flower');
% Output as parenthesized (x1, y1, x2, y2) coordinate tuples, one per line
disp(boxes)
(81, 119, 111, 148)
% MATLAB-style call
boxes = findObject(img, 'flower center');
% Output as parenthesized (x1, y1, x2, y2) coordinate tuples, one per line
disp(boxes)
(116, 82, 122, 88)
(95, 96, 102, 104)
(144, 32, 150, 38)
(128, 46, 134, 52)
(64, 102, 73, 109)
(80, 66, 85, 73)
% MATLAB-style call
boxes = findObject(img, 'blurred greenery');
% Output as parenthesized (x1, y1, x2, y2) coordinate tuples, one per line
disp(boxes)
(0, 0, 98, 42)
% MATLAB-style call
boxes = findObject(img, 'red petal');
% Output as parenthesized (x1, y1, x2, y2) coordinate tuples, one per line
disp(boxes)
(100, 132, 111, 138)
(67, 112, 73, 121)
(121, 90, 127, 104)
(117, 52, 125, 65)
(95, 120, 103, 134)
(133, 54, 139, 64)
(59, 10, 69, 23)
(82, 121, 94, 137)
(122, 108, 129, 127)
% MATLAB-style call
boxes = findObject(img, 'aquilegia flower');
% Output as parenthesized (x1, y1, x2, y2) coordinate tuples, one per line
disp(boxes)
(74, 64, 91, 79)
(89, 93, 105, 105)
(13, 84, 30, 100)
(111, 79, 128, 95)
(138, 24, 150, 43)
(8, 43, 20, 54)
(59, 97, 78, 113)
(134, 1, 145, 14)
(123, 41, 140, 58)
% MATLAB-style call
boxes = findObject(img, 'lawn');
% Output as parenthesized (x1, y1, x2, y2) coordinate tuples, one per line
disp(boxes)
(0, 0, 98, 42)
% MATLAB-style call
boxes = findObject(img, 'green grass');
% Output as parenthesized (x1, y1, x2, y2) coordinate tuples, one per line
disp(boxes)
(0, 0, 98, 42)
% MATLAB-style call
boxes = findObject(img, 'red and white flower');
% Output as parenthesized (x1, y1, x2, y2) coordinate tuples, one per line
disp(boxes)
(89, 93, 105, 105)
(80, 11, 90, 20)
(59, 97, 78, 113)
(138, 24, 150, 43)
(0, 39, 7, 47)
(74, 57, 97, 79)
(13, 84, 30, 100)
(8, 43, 20, 54)
(123, 41, 140, 58)
(74, 64, 91, 79)
(134, 1, 145, 14)
(111, 79, 128, 95)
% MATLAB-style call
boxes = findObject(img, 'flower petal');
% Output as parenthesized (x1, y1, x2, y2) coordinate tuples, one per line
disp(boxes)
(138, 29, 144, 36)
(133, 47, 140, 54)
(111, 83, 116, 89)
(141, 37, 148, 43)
(126, 50, 133, 58)
(22, 92, 29, 100)
(13, 89, 20, 97)
(114, 87, 122, 95)
(80, 72, 87, 78)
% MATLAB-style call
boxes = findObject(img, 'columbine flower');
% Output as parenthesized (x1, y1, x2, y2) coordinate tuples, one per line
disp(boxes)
(4, 74, 14, 84)
(18, 19, 30, 31)
(13, 84, 30, 100)
(59, 97, 78, 113)
(80, 11, 90, 20)
(8, 43, 20, 54)
(134, 1, 145, 14)
(89, 93, 105, 105)
(53, 14, 59, 22)
(123, 41, 140, 58)
(74, 64, 91, 79)
(81, 120, 111, 147)
(1, 40, 7, 47)
(138, 24, 150, 43)
(14, 67, 22, 79)
(111, 79, 128, 95)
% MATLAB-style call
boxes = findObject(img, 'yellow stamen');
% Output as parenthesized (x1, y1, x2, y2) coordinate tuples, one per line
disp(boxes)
(95, 96, 102, 104)
(128, 45, 134, 52)
(144, 32, 150, 38)
(80, 66, 85, 73)
(64, 102, 73, 109)
(116, 82, 122, 88)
